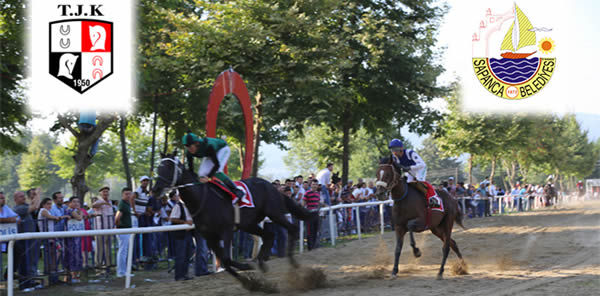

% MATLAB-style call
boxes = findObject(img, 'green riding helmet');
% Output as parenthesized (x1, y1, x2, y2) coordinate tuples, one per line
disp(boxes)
(182, 132, 200, 146)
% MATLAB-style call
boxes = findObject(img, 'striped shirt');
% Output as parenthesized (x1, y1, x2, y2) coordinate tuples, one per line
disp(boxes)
(303, 190, 321, 210)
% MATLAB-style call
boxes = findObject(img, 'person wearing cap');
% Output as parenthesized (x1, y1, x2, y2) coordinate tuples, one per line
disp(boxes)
(387, 138, 440, 209)
(134, 176, 155, 265)
(92, 186, 114, 270)
(181, 131, 244, 199)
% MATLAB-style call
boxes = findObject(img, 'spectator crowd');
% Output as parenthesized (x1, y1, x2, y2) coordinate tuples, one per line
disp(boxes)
(0, 163, 577, 292)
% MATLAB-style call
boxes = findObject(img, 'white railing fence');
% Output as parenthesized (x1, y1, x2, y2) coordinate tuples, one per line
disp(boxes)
(0, 224, 194, 296)
(297, 192, 578, 253)
(0, 191, 584, 295)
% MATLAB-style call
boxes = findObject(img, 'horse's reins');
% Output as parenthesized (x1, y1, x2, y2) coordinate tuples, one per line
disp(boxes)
(157, 157, 205, 218)
(376, 164, 400, 191)
(376, 164, 408, 201)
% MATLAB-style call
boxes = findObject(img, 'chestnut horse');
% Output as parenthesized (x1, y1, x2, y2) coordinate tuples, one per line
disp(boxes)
(375, 156, 465, 279)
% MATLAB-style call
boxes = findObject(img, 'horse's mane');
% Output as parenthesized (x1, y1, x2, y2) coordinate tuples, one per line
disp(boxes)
(379, 156, 392, 164)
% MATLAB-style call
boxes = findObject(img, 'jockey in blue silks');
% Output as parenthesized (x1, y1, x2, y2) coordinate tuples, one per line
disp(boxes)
(388, 139, 439, 208)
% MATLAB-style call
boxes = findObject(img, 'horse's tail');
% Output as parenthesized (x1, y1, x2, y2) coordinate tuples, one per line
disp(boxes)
(282, 193, 314, 221)
(455, 200, 467, 230)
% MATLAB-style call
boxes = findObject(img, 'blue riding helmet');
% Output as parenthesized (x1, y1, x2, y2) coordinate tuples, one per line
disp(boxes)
(388, 139, 403, 149)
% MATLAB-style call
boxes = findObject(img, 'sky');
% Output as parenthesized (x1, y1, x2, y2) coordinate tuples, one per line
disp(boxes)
(28, 0, 600, 180)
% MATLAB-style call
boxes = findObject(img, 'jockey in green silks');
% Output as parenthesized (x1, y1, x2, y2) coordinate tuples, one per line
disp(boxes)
(182, 131, 244, 200)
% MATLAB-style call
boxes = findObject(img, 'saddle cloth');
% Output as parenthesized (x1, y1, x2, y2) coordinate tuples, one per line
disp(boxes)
(233, 181, 255, 208)
(429, 195, 444, 212)
(208, 179, 255, 208)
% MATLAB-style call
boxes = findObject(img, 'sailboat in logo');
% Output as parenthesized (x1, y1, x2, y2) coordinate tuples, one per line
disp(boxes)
(489, 4, 540, 85)
(471, 2, 556, 99)
(500, 4, 536, 59)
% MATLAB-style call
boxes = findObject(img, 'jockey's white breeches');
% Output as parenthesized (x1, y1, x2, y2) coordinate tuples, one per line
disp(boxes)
(198, 146, 231, 176)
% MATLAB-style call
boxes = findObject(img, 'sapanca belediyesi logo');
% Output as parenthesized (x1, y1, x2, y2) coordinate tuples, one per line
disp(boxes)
(471, 3, 556, 100)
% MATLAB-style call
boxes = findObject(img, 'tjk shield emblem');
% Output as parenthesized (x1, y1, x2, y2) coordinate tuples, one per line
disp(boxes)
(49, 19, 113, 93)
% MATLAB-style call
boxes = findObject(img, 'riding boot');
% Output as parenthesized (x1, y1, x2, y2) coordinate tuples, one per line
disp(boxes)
(214, 172, 245, 200)
(214, 172, 242, 228)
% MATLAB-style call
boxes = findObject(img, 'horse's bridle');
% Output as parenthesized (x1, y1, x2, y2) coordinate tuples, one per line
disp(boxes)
(157, 157, 205, 218)
(157, 157, 198, 192)
(376, 164, 408, 201)
(376, 164, 400, 191)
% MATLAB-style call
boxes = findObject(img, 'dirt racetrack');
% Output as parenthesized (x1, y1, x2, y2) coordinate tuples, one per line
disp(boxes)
(102, 199, 600, 296)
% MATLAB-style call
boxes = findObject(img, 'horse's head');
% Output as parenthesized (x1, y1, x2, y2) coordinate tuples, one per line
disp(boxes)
(152, 151, 183, 198)
(374, 156, 400, 200)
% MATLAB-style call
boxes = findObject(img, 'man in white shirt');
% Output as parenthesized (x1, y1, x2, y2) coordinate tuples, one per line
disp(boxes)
(295, 175, 305, 201)
(135, 176, 153, 262)
(316, 163, 333, 205)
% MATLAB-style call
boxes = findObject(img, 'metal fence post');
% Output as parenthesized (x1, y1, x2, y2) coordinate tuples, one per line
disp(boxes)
(499, 196, 503, 215)
(299, 220, 304, 254)
(7, 240, 15, 296)
(328, 208, 335, 247)
(379, 203, 384, 235)
(355, 206, 361, 240)
(126, 234, 135, 288)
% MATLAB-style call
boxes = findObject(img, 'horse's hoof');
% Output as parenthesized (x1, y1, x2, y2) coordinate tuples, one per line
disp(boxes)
(436, 274, 443, 280)
(391, 270, 398, 277)
(413, 249, 422, 258)
(239, 263, 254, 271)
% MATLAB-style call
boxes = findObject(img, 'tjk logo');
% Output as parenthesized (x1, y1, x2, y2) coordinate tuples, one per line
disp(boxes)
(49, 5, 113, 94)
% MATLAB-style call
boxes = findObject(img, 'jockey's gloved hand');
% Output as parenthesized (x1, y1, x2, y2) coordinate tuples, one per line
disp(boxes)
(208, 168, 219, 178)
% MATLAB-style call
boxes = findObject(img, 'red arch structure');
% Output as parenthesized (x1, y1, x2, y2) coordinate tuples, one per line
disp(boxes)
(205, 69, 254, 179)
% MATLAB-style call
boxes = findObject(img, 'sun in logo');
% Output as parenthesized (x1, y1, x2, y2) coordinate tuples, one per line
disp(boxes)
(539, 37, 555, 54)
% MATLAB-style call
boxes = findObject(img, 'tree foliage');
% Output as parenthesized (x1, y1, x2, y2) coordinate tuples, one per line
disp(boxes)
(436, 87, 599, 190)
(0, 0, 31, 153)
(17, 134, 66, 195)
(284, 124, 408, 181)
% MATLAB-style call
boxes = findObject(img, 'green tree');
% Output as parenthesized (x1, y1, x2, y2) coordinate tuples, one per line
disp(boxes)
(17, 134, 66, 194)
(0, 131, 31, 194)
(284, 123, 343, 176)
(284, 124, 407, 181)
(51, 113, 118, 197)
(418, 137, 463, 184)
(137, 0, 344, 178)
(0, 0, 31, 153)
(51, 135, 122, 196)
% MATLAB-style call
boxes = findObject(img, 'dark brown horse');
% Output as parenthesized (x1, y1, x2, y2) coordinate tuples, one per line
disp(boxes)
(374, 156, 465, 279)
